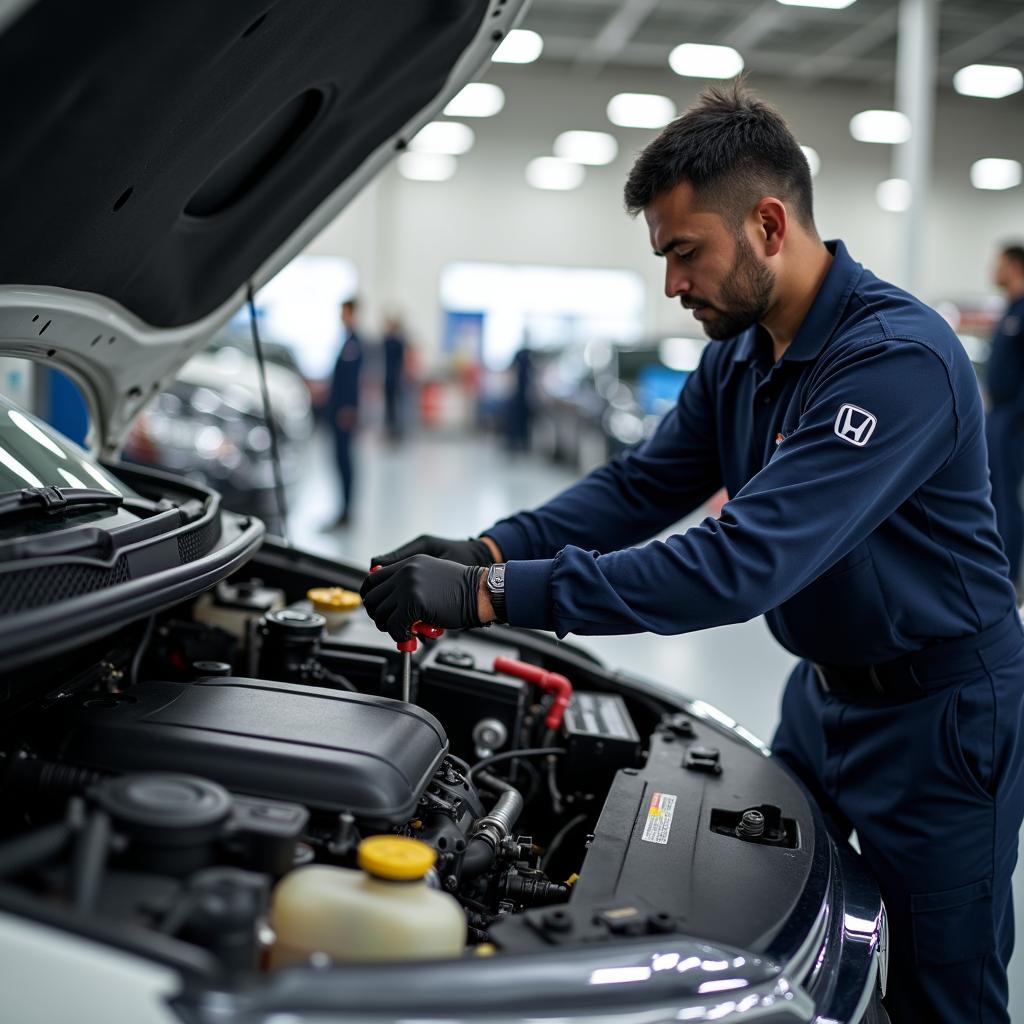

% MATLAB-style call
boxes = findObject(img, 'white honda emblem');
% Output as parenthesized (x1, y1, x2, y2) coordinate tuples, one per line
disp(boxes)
(834, 404, 877, 447)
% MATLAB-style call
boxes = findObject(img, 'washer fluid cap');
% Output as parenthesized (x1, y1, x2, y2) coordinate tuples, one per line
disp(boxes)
(307, 586, 361, 613)
(358, 835, 436, 880)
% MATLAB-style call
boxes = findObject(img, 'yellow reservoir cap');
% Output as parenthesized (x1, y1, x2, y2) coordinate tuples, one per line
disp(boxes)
(307, 587, 361, 613)
(358, 835, 436, 881)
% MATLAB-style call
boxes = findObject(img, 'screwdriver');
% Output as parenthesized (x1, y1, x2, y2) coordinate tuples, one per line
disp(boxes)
(369, 566, 444, 702)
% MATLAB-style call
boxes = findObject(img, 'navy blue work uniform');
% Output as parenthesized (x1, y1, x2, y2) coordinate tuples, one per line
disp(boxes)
(486, 241, 1024, 1022)
(986, 295, 1024, 585)
(328, 329, 362, 520)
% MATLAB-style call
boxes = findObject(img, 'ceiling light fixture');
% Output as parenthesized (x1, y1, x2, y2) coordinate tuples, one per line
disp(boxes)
(444, 83, 506, 118)
(849, 110, 911, 144)
(970, 158, 1022, 191)
(397, 152, 457, 182)
(776, 0, 857, 8)
(607, 93, 677, 129)
(409, 121, 475, 155)
(875, 178, 911, 212)
(526, 157, 585, 191)
(800, 145, 821, 178)
(953, 64, 1024, 99)
(668, 43, 744, 79)
(553, 130, 619, 166)
(492, 29, 543, 64)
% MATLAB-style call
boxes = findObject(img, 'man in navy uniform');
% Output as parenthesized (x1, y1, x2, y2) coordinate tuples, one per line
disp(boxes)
(361, 83, 1024, 1021)
(986, 243, 1024, 594)
(327, 296, 362, 527)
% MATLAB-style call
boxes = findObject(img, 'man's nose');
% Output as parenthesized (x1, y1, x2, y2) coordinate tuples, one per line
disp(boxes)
(664, 266, 692, 300)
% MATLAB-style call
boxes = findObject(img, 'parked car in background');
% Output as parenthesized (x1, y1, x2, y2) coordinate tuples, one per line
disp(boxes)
(122, 342, 312, 534)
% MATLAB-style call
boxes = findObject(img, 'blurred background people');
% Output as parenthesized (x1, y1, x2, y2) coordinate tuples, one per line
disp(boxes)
(382, 315, 408, 443)
(506, 344, 533, 453)
(986, 244, 1024, 593)
(327, 297, 363, 527)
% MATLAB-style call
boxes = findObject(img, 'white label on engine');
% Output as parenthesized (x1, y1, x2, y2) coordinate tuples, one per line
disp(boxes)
(641, 791, 676, 845)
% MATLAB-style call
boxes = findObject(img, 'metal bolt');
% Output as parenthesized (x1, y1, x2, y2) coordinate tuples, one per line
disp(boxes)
(737, 809, 765, 838)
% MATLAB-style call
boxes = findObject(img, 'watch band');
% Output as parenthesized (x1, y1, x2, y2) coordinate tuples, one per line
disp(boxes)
(486, 562, 508, 624)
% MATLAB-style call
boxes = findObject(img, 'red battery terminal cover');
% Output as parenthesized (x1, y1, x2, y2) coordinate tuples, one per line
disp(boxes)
(492, 656, 573, 731)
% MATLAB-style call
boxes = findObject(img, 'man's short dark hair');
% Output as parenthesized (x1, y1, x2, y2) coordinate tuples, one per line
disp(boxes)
(341, 297, 358, 313)
(623, 79, 816, 232)
(1000, 244, 1024, 271)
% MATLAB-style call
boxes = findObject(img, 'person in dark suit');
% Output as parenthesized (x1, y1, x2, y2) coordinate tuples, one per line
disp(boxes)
(382, 316, 407, 442)
(327, 297, 362, 527)
(986, 243, 1024, 592)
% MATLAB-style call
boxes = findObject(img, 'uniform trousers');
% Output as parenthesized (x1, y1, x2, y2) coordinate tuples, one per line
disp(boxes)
(772, 613, 1024, 1022)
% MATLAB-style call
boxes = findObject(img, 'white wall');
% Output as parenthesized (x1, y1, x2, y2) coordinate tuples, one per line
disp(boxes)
(305, 63, 1024, 367)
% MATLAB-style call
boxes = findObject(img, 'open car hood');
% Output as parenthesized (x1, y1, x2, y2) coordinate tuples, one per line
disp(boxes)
(0, 0, 524, 453)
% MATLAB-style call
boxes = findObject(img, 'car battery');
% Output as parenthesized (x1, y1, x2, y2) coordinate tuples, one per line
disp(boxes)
(561, 692, 642, 795)
(416, 636, 527, 762)
(315, 614, 423, 700)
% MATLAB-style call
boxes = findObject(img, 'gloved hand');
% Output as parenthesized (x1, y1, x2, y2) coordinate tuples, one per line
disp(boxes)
(360, 554, 486, 642)
(370, 534, 495, 569)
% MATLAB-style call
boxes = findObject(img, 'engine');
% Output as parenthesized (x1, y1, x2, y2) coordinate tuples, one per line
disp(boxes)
(0, 574, 649, 974)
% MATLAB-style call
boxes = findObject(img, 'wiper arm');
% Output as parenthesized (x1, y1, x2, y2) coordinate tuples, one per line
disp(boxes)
(0, 486, 123, 521)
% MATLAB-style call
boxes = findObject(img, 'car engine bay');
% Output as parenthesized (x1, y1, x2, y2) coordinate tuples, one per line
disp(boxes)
(0, 530, 817, 985)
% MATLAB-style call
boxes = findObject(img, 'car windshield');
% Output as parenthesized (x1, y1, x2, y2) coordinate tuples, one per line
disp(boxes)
(0, 393, 129, 499)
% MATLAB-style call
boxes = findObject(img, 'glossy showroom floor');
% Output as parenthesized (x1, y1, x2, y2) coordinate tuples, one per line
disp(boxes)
(289, 427, 1024, 1018)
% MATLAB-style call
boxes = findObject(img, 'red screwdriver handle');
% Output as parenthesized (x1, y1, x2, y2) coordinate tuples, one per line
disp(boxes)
(369, 565, 445, 652)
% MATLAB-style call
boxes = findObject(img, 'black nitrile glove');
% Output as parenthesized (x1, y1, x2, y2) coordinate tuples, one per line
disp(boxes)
(370, 534, 495, 569)
(360, 554, 485, 642)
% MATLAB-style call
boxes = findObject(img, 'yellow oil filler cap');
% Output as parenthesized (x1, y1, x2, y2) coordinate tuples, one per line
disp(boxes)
(307, 587, 362, 614)
(358, 835, 437, 881)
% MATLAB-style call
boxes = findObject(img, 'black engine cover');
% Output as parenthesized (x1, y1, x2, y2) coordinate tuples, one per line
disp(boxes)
(44, 677, 447, 826)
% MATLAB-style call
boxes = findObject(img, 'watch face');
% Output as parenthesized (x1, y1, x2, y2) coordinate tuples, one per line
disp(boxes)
(489, 565, 505, 588)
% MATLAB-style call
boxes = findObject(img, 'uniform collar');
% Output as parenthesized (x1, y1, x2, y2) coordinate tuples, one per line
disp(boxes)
(731, 239, 862, 364)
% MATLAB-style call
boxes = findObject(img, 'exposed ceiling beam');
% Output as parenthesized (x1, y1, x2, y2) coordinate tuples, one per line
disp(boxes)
(723, 0, 785, 52)
(793, 6, 899, 84)
(575, 0, 663, 69)
(939, 8, 1024, 66)
(541, 35, 896, 82)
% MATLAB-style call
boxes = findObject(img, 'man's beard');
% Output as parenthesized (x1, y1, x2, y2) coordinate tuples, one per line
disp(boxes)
(691, 233, 774, 341)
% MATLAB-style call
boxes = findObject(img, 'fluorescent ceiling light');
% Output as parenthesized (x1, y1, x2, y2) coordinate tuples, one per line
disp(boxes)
(410, 121, 475, 156)
(553, 130, 618, 166)
(669, 43, 744, 79)
(526, 157, 585, 191)
(444, 82, 505, 118)
(849, 109, 911, 144)
(800, 145, 821, 178)
(970, 158, 1022, 191)
(607, 93, 677, 129)
(876, 178, 911, 212)
(776, 0, 857, 8)
(397, 152, 457, 182)
(492, 29, 543, 64)
(953, 64, 1023, 99)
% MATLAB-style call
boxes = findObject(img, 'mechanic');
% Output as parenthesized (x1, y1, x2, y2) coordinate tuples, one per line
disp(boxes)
(985, 243, 1024, 596)
(327, 296, 363, 528)
(361, 82, 1024, 1023)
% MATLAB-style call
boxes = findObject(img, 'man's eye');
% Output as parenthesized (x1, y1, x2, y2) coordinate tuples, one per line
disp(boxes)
(675, 249, 697, 263)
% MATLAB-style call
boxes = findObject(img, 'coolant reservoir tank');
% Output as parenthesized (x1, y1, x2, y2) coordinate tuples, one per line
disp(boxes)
(269, 835, 466, 967)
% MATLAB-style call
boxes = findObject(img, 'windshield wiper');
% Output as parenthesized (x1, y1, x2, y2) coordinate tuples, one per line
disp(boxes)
(0, 486, 123, 522)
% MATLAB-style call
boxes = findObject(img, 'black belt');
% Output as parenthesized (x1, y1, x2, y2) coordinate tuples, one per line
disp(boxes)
(812, 609, 1024, 702)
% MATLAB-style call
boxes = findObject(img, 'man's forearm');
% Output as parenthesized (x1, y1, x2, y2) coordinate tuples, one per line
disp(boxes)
(480, 535, 504, 562)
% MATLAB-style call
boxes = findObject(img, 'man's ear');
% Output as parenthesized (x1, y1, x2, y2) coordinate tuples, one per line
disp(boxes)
(755, 197, 788, 257)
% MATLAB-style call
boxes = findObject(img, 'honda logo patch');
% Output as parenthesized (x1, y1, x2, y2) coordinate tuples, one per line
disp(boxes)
(834, 404, 877, 447)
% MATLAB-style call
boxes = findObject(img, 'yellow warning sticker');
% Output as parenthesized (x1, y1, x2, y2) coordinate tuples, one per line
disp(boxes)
(641, 791, 676, 844)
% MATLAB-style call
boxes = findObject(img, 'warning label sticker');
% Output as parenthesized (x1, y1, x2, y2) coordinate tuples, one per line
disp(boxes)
(641, 791, 677, 845)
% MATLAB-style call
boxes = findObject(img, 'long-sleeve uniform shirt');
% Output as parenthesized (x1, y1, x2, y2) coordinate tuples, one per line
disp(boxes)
(487, 241, 1016, 667)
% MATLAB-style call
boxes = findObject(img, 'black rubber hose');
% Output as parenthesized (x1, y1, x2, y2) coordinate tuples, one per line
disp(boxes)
(460, 836, 494, 878)
(0, 822, 73, 879)
(71, 809, 111, 914)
